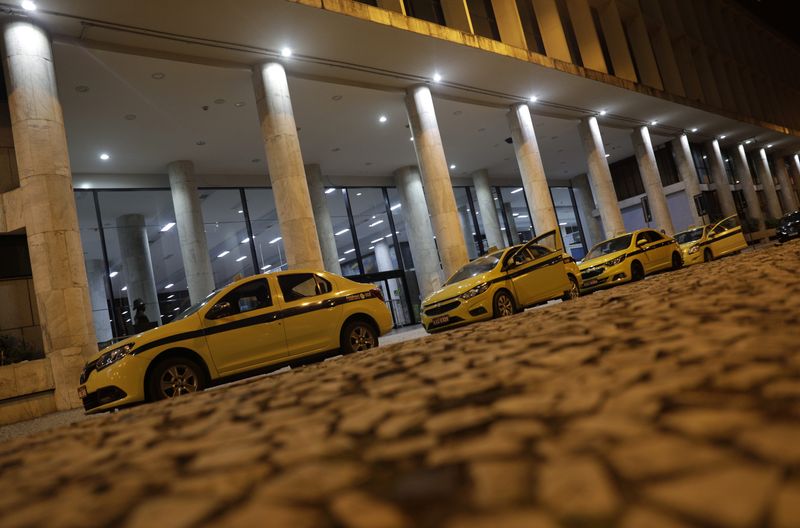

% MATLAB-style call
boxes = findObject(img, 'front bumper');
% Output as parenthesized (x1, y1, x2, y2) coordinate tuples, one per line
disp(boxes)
(681, 248, 705, 266)
(777, 228, 799, 242)
(421, 294, 493, 333)
(79, 354, 148, 413)
(579, 263, 630, 293)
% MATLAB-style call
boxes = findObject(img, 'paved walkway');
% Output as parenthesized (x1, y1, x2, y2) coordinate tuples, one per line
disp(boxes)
(2, 241, 799, 528)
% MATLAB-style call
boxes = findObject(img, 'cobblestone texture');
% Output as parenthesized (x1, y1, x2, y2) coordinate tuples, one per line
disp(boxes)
(1, 241, 799, 527)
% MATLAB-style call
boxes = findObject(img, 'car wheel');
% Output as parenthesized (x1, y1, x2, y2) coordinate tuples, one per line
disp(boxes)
(148, 356, 206, 401)
(493, 290, 516, 318)
(704, 248, 713, 262)
(561, 276, 580, 301)
(341, 319, 378, 354)
(630, 260, 644, 282)
(671, 251, 683, 270)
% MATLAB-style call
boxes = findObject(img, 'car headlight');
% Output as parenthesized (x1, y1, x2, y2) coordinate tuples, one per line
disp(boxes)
(95, 343, 135, 371)
(604, 255, 626, 267)
(460, 282, 489, 300)
(688, 245, 700, 254)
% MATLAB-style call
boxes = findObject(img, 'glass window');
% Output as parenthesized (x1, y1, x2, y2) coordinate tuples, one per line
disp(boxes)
(213, 279, 271, 318)
(656, 144, 680, 186)
(516, 0, 545, 54)
(722, 151, 737, 185)
(325, 188, 361, 277)
(403, 0, 445, 25)
(243, 188, 286, 273)
(453, 187, 482, 258)
(278, 273, 330, 302)
(348, 188, 397, 274)
(690, 143, 711, 185)
(498, 187, 534, 243)
(466, 0, 500, 40)
(551, 187, 584, 259)
(199, 189, 255, 289)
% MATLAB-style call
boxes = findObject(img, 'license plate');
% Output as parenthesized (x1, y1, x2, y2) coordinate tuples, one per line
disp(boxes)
(432, 315, 450, 326)
(584, 279, 598, 286)
(78, 386, 87, 399)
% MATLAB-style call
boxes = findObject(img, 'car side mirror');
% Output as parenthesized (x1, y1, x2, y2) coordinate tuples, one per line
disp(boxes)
(206, 301, 232, 320)
(636, 239, 646, 247)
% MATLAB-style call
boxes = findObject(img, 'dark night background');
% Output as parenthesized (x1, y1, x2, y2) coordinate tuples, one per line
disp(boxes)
(733, 0, 800, 47)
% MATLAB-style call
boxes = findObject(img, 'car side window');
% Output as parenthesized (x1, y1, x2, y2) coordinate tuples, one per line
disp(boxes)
(711, 225, 726, 235)
(645, 231, 664, 243)
(528, 245, 551, 258)
(278, 273, 332, 302)
(636, 233, 649, 245)
(211, 279, 271, 319)
(512, 248, 533, 266)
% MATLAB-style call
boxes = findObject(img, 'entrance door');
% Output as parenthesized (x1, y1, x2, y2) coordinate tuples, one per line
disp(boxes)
(350, 270, 416, 328)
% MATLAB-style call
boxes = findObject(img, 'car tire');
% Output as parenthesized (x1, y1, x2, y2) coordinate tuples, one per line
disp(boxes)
(671, 251, 683, 270)
(561, 276, 580, 301)
(492, 290, 516, 318)
(704, 248, 714, 262)
(147, 356, 207, 401)
(340, 319, 379, 354)
(630, 260, 645, 282)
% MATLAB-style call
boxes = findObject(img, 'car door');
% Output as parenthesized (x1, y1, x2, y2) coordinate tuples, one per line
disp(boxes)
(709, 215, 745, 256)
(277, 273, 343, 357)
(202, 278, 288, 375)
(633, 231, 655, 272)
(640, 230, 671, 271)
(505, 230, 568, 306)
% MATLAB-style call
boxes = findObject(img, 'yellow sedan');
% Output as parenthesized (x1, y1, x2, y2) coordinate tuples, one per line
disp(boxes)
(420, 230, 582, 333)
(78, 270, 393, 413)
(675, 215, 748, 266)
(579, 228, 683, 293)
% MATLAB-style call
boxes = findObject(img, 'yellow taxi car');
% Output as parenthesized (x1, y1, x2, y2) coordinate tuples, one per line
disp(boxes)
(579, 228, 682, 293)
(420, 230, 581, 333)
(78, 270, 392, 413)
(674, 215, 748, 265)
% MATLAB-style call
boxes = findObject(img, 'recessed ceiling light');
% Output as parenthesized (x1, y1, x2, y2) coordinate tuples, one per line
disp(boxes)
(195, 140, 206, 146)
(511, 188, 523, 194)
(529, 95, 538, 103)
(121, 286, 127, 291)
(369, 220, 384, 227)
(160, 222, 175, 232)
(164, 283, 174, 289)
(338, 257, 345, 262)
(409, 137, 414, 141)
(599, 110, 607, 116)
(234, 102, 246, 108)
(240, 237, 250, 244)
(433, 73, 442, 82)
(650, 121, 658, 126)
(21, 0, 36, 11)
(335, 229, 350, 236)
(238, 210, 244, 214)
(325, 188, 336, 194)
(378, 115, 387, 123)
(370, 238, 384, 244)
(269, 237, 282, 244)
(559, 222, 567, 226)
(605, 154, 610, 158)
(691, 128, 698, 133)
(369, 246, 375, 250)
(719, 135, 727, 139)
(450, 164, 456, 169)
(281, 47, 292, 57)
(167, 294, 175, 300)
(109, 271, 118, 278)
(703, 155, 707, 159)
(261, 264, 272, 270)
(745, 140, 753, 144)
(390, 203, 401, 210)
(99, 153, 110, 161)
(151, 72, 165, 80)
(124, 114, 136, 121)
(767, 144, 773, 148)
(217, 251, 230, 258)
(235, 256, 247, 262)
(356, 192, 362, 196)
(344, 249, 355, 254)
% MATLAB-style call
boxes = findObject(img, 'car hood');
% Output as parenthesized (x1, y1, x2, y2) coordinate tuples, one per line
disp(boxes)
(422, 272, 494, 306)
(578, 248, 628, 270)
(88, 314, 201, 362)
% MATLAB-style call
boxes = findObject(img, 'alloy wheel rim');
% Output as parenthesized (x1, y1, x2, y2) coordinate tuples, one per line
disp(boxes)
(569, 281, 579, 299)
(160, 364, 199, 398)
(350, 325, 376, 351)
(498, 295, 514, 316)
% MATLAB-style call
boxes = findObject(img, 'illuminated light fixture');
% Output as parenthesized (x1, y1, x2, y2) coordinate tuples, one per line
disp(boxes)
(767, 144, 773, 148)
(167, 294, 175, 299)
(160, 222, 176, 232)
(21, 1, 36, 11)
(344, 249, 355, 254)
(121, 286, 128, 291)
(217, 251, 230, 258)
(605, 154, 611, 158)
(238, 210, 244, 214)
(511, 188, 523, 194)
(599, 110, 607, 116)
(109, 271, 118, 278)
(281, 47, 292, 57)
(519, 215, 529, 218)
(173, 307, 180, 312)
(370, 238, 384, 244)
(165, 283, 174, 289)
(261, 264, 271, 270)
(691, 128, 698, 133)
(235, 256, 247, 262)
(410, 137, 414, 141)
(500, 227, 506, 231)
(269, 237, 282, 244)
(335, 229, 350, 236)
(325, 188, 336, 194)
(559, 222, 567, 226)
(719, 135, 727, 139)
(369, 220, 384, 227)
(433, 72, 442, 82)
(338, 257, 345, 262)
(449, 164, 456, 170)
(99, 153, 110, 161)
(356, 192, 362, 196)
(378, 115, 387, 123)
(390, 203, 401, 210)
(650, 121, 658, 126)
(702, 155, 707, 159)
(241, 237, 249, 243)
(529, 95, 538, 103)
(369, 245, 375, 250)
(512, 213, 520, 217)
(745, 140, 753, 145)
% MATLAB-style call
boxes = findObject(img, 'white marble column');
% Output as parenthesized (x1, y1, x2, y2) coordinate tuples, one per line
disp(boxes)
(253, 61, 323, 270)
(754, 149, 783, 219)
(304, 164, 341, 275)
(776, 157, 799, 211)
(571, 174, 603, 249)
(168, 160, 215, 305)
(791, 155, 800, 201)
(405, 85, 468, 279)
(3, 20, 97, 410)
(734, 144, 765, 229)
(578, 117, 625, 238)
(471, 170, 504, 249)
(631, 126, 674, 234)
(508, 103, 559, 235)
(117, 214, 161, 328)
(394, 166, 443, 299)
(706, 140, 738, 218)
(671, 134, 704, 226)
(86, 259, 113, 344)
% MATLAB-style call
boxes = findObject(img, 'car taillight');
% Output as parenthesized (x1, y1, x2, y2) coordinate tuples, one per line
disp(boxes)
(370, 288, 384, 302)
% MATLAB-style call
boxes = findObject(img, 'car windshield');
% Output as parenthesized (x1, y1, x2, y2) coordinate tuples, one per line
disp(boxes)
(445, 250, 504, 286)
(175, 290, 219, 320)
(585, 234, 632, 260)
(675, 228, 704, 245)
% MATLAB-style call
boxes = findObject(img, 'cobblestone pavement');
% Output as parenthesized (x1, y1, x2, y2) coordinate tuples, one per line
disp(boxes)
(2, 241, 799, 528)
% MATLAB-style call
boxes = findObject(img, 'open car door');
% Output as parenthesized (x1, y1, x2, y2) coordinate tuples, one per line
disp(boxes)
(504, 229, 568, 306)
(708, 215, 746, 256)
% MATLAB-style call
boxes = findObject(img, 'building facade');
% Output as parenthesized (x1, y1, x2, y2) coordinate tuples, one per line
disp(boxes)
(1, 0, 799, 414)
